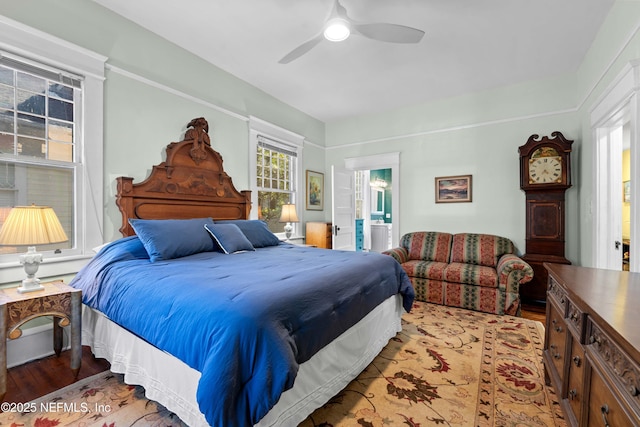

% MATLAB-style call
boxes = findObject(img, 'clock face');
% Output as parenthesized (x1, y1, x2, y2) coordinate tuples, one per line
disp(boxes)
(529, 156, 562, 184)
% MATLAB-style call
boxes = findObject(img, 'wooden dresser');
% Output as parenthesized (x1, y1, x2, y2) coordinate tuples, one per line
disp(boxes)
(305, 222, 332, 249)
(543, 263, 640, 426)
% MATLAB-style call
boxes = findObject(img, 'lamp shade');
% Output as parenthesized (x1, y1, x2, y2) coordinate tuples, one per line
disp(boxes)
(279, 204, 299, 223)
(0, 205, 68, 246)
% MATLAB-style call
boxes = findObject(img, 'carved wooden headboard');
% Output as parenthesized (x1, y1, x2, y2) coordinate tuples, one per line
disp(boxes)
(116, 117, 251, 236)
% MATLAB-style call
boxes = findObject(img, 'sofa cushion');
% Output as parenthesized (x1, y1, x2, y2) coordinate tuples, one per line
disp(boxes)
(401, 231, 452, 262)
(450, 233, 515, 267)
(402, 260, 448, 281)
(444, 262, 498, 288)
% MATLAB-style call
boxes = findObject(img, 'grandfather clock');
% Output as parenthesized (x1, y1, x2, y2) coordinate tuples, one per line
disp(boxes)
(518, 131, 573, 306)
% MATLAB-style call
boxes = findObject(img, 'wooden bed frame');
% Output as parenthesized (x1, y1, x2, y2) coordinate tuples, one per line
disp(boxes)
(115, 117, 251, 236)
(93, 117, 406, 426)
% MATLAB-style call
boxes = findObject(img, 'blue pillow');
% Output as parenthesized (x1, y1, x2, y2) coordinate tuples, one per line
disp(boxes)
(129, 218, 215, 262)
(216, 220, 281, 248)
(205, 223, 256, 254)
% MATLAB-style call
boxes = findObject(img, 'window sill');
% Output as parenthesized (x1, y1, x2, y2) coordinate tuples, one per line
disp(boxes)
(0, 254, 93, 286)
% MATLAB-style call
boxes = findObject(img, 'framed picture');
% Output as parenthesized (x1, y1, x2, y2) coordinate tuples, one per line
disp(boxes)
(624, 180, 631, 203)
(306, 170, 324, 210)
(435, 175, 472, 203)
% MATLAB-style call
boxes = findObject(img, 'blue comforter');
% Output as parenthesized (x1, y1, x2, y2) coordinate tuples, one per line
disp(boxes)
(70, 237, 414, 426)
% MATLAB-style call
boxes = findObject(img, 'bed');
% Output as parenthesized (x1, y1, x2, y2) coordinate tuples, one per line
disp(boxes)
(70, 118, 414, 427)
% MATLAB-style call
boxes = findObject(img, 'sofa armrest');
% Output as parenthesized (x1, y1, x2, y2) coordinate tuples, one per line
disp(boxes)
(382, 247, 409, 264)
(496, 254, 534, 292)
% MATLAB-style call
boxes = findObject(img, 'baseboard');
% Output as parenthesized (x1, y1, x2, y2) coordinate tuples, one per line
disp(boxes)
(6, 323, 70, 368)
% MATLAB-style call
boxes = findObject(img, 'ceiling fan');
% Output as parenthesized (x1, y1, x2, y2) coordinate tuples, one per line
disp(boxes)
(278, 0, 425, 64)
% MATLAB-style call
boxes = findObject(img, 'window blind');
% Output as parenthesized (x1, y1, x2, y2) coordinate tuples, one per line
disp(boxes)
(257, 134, 298, 157)
(0, 53, 82, 88)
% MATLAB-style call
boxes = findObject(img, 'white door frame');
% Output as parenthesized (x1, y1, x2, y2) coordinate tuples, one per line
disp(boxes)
(344, 152, 400, 247)
(591, 60, 640, 271)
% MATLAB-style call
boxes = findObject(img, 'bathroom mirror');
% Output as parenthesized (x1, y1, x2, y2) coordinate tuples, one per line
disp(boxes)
(371, 187, 384, 215)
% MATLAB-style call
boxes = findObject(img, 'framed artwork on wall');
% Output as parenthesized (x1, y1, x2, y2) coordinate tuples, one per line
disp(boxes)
(435, 174, 472, 203)
(306, 170, 324, 210)
(624, 180, 631, 203)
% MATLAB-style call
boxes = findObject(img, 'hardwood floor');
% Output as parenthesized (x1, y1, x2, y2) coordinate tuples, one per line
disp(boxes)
(3, 305, 546, 405)
(2, 346, 110, 404)
(521, 303, 546, 323)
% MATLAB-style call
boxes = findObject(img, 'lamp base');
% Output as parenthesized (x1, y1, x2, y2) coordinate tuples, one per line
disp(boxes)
(17, 277, 44, 293)
(284, 222, 293, 241)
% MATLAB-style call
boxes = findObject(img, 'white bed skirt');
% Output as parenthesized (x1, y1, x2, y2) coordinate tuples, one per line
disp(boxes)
(82, 294, 404, 427)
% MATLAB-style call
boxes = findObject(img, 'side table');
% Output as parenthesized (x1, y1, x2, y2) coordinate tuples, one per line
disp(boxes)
(0, 281, 81, 401)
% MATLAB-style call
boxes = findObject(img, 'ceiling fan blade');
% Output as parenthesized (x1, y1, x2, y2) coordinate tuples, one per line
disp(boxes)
(334, 0, 349, 19)
(278, 34, 324, 64)
(353, 23, 425, 43)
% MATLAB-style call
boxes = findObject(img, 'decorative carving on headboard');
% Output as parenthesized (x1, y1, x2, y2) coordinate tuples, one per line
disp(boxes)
(182, 117, 210, 164)
(116, 117, 251, 237)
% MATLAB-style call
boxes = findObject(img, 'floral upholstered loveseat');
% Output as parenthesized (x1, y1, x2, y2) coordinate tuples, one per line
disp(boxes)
(382, 232, 533, 316)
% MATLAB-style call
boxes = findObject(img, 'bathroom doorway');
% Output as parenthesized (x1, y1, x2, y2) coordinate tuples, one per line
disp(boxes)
(333, 152, 400, 251)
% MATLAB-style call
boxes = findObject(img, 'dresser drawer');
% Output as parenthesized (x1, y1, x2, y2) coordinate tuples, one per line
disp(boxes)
(546, 299, 569, 389)
(587, 360, 640, 427)
(547, 276, 567, 317)
(566, 336, 586, 424)
(587, 320, 640, 416)
(566, 298, 587, 343)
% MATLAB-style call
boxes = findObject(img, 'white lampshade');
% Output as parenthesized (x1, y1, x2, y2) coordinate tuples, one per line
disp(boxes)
(0, 205, 69, 293)
(279, 204, 299, 223)
(0, 205, 68, 246)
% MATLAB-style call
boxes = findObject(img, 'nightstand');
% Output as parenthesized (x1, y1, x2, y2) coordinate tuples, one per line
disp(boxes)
(0, 281, 81, 401)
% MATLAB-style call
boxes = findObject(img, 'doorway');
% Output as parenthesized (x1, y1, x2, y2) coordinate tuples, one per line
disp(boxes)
(332, 152, 400, 251)
(592, 62, 640, 271)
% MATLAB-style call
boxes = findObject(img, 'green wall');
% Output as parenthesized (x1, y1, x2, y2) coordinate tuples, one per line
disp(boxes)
(325, 75, 579, 257)
(2, 1, 639, 267)
(370, 169, 392, 223)
(574, 1, 640, 266)
(325, 1, 640, 265)
(0, 0, 326, 241)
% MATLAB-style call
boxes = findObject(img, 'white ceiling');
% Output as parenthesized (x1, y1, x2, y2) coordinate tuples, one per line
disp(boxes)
(93, 0, 615, 123)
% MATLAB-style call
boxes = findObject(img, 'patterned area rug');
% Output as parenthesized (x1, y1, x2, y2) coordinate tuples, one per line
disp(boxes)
(0, 302, 565, 427)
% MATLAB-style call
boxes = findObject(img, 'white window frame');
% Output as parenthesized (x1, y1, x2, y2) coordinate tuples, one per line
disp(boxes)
(0, 16, 106, 283)
(249, 116, 304, 238)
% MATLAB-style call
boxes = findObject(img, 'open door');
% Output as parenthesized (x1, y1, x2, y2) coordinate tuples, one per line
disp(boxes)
(594, 125, 625, 270)
(331, 166, 355, 250)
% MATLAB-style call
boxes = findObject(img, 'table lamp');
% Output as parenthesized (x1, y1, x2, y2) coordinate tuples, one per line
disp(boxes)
(0, 205, 68, 293)
(279, 204, 299, 241)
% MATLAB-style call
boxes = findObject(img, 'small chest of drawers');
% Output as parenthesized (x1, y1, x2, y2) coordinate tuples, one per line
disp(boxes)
(305, 222, 332, 249)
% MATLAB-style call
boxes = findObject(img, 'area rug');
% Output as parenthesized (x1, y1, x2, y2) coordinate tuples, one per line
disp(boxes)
(0, 302, 566, 427)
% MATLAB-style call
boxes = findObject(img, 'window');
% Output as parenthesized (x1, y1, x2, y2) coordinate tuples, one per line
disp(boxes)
(256, 136, 297, 233)
(0, 16, 105, 282)
(249, 117, 304, 237)
(0, 57, 79, 255)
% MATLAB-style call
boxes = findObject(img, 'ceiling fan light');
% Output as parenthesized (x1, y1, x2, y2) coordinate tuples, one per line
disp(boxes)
(324, 18, 350, 42)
